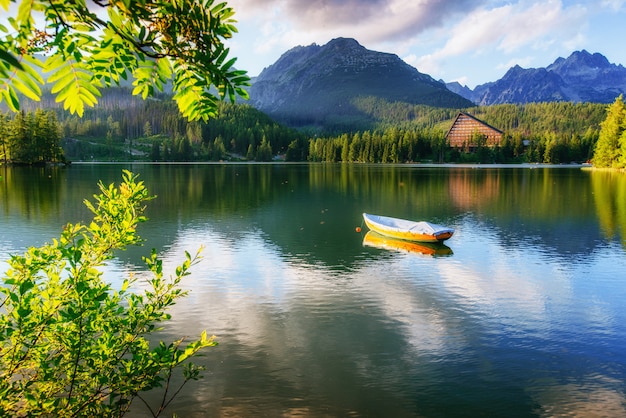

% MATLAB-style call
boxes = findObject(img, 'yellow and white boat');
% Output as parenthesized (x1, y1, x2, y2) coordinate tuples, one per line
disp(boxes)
(362, 213, 454, 243)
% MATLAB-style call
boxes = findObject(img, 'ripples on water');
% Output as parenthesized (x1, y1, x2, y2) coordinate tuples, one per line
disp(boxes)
(128, 217, 625, 417)
(2, 165, 626, 417)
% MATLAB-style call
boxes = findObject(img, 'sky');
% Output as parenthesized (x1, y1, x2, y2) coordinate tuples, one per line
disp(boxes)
(225, 0, 626, 89)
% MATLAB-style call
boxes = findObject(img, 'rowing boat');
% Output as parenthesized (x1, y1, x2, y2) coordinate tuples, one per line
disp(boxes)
(362, 213, 454, 243)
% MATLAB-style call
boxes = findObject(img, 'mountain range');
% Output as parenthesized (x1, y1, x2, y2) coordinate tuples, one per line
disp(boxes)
(446, 50, 626, 105)
(248, 37, 473, 129)
(248, 38, 626, 130)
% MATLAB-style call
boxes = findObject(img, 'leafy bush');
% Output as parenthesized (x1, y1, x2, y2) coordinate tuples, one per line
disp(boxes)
(0, 170, 213, 417)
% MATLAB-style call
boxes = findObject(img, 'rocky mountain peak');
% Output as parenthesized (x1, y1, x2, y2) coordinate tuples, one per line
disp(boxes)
(249, 38, 473, 128)
(547, 50, 613, 81)
(451, 50, 626, 105)
(550, 50, 610, 70)
(325, 37, 362, 51)
(502, 64, 528, 79)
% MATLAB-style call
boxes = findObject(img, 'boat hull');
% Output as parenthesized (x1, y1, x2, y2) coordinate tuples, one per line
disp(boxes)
(362, 213, 454, 243)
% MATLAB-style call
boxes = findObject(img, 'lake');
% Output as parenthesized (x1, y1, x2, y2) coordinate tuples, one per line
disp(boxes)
(1, 163, 626, 417)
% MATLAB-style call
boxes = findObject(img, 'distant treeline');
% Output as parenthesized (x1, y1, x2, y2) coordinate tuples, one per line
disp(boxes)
(38, 88, 302, 161)
(306, 100, 605, 163)
(348, 97, 606, 133)
(305, 125, 597, 164)
(7, 88, 608, 164)
(0, 109, 65, 165)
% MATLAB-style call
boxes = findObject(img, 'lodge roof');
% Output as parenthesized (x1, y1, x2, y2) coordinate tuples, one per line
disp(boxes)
(445, 112, 504, 138)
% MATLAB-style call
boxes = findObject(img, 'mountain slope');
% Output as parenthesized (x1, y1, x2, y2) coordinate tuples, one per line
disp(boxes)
(449, 50, 626, 105)
(249, 37, 473, 130)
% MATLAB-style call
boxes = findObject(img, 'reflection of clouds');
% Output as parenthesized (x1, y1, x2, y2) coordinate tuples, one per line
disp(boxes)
(437, 251, 554, 319)
(146, 223, 461, 404)
(126, 221, 626, 416)
(154, 220, 624, 356)
(159, 225, 456, 355)
(349, 260, 454, 356)
(435, 224, 582, 325)
(531, 374, 626, 417)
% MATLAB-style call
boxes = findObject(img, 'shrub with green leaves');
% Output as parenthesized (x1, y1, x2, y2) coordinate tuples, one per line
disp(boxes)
(0, 170, 214, 417)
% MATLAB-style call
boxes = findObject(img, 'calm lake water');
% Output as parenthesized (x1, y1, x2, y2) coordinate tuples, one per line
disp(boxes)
(1, 163, 626, 417)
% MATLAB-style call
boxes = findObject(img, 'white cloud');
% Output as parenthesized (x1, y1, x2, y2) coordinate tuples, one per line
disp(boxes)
(430, 0, 586, 60)
(227, 0, 625, 84)
(412, 53, 443, 77)
(600, 0, 626, 11)
(231, 0, 487, 45)
(406, 0, 589, 85)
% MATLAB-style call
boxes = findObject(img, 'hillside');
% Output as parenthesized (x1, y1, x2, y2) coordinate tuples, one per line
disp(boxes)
(249, 37, 473, 132)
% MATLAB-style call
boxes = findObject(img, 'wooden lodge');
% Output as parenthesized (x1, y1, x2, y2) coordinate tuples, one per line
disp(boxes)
(445, 112, 503, 148)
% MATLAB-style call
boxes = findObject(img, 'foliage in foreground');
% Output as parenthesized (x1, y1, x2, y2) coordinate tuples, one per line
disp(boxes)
(0, 0, 249, 121)
(0, 170, 214, 417)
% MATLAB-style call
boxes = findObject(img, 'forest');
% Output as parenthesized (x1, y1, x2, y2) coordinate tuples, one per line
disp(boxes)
(0, 109, 65, 165)
(307, 100, 605, 163)
(0, 88, 611, 165)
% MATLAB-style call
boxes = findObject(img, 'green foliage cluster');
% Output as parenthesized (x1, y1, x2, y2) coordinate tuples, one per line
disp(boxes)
(592, 95, 626, 168)
(0, 0, 249, 121)
(0, 109, 65, 164)
(0, 171, 214, 416)
(201, 102, 302, 159)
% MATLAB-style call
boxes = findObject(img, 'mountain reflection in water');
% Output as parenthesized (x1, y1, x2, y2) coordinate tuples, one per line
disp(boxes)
(1, 163, 625, 417)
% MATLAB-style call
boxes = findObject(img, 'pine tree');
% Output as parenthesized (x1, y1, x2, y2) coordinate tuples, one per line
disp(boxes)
(143, 121, 153, 137)
(149, 141, 161, 161)
(256, 136, 273, 162)
(593, 95, 625, 168)
(620, 116, 626, 168)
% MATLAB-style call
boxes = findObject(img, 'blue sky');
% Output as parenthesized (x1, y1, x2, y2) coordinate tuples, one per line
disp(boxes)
(226, 0, 626, 88)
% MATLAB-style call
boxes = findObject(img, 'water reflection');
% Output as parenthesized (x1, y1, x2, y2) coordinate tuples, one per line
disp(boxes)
(2, 164, 626, 417)
(139, 216, 626, 417)
(362, 231, 453, 256)
(589, 169, 626, 246)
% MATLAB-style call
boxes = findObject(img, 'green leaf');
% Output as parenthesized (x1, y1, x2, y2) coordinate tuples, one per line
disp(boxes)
(0, 49, 23, 70)
(17, 306, 32, 318)
(45, 55, 72, 83)
(13, 72, 42, 101)
(73, 249, 82, 265)
(21, 55, 44, 82)
(221, 57, 236, 72)
(45, 56, 101, 116)
(1, 85, 20, 111)
(16, 0, 34, 27)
